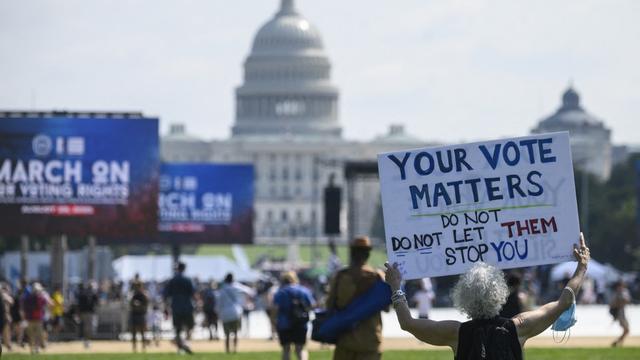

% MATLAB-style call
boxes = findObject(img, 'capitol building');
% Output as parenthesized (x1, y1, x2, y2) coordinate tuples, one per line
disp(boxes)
(162, 0, 429, 245)
(162, 0, 618, 244)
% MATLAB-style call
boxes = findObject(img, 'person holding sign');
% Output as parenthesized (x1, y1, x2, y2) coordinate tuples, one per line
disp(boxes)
(385, 234, 590, 359)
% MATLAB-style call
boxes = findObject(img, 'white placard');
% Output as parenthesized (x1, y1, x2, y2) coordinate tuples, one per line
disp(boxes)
(377, 132, 580, 279)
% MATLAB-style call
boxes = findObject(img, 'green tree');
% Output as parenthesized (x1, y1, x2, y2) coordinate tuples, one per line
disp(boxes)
(577, 154, 639, 271)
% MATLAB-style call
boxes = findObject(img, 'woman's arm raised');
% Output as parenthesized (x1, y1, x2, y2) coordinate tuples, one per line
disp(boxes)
(384, 262, 460, 349)
(513, 233, 590, 341)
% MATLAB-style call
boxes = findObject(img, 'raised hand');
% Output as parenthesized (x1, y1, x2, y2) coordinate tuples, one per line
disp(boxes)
(573, 232, 590, 267)
(384, 262, 402, 291)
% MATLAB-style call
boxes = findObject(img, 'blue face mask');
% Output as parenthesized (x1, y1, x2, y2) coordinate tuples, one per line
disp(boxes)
(552, 302, 577, 331)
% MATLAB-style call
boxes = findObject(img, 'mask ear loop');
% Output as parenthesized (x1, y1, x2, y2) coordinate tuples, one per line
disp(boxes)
(552, 327, 571, 343)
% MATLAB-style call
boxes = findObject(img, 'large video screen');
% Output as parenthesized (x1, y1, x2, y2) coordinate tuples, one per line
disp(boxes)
(159, 163, 254, 244)
(637, 160, 640, 226)
(0, 115, 159, 238)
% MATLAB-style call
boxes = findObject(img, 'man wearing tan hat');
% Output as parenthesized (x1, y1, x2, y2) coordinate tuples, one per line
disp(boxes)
(326, 236, 385, 360)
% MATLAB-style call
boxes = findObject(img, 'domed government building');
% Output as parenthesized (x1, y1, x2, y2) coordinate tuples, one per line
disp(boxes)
(162, 0, 429, 245)
(163, 0, 624, 245)
(531, 86, 613, 180)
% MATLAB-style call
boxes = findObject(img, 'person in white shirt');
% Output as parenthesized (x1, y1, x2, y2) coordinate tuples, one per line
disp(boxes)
(215, 273, 256, 354)
(147, 304, 163, 346)
(412, 278, 435, 319)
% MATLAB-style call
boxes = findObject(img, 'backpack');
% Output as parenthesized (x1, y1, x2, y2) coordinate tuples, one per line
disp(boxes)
(23, 292, 39, 318)
(459, 318, 521, 360)
(203, 289, 216, 312)
(288, 290, 309, 327)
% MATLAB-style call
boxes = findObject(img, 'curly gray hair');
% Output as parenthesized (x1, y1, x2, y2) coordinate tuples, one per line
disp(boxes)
(452, 262, 509, 319)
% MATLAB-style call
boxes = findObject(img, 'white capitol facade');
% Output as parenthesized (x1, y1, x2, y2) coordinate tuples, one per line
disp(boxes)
(162, 0, 429, 245)
(161, 0, 615, 245)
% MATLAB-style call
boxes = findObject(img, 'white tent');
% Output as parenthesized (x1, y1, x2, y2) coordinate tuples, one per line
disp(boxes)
(550, 259, 621, 285)
(113, 255, 264, 283)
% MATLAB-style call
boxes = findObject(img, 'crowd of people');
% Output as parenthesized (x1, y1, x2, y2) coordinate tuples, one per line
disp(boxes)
(0, 279, 99, 354)
(0, 234, 634, 358)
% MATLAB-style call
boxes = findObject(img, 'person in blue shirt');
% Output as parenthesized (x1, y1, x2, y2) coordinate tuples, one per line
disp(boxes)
(274, 271, 316, 360)
(163, 262, 195, 354)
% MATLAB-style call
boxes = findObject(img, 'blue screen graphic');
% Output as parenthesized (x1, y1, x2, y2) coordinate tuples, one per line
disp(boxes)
(0, 115, 159, 238)
(159, 163, 254, 244)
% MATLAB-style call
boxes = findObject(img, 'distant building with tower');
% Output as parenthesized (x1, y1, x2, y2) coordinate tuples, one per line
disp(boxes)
(163, 1, 629, 245)
(531, 87, 613, 180)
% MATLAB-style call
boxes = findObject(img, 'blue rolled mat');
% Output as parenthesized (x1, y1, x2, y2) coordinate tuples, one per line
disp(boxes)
(313, 279, 392, 343)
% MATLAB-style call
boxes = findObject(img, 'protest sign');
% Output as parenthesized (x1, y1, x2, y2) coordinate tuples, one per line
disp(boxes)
(159, 163, 254, 244)
(0, 115, 159, 239)
(377, 132, 579, 279)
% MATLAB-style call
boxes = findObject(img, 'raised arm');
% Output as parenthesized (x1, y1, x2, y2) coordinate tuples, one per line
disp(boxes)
(513, 233, 590, 342)
(384, 262, 459, 349)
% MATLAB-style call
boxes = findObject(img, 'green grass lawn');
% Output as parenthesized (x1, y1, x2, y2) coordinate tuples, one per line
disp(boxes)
(196, 244, 389, 270)
(3, 348, 640, 360)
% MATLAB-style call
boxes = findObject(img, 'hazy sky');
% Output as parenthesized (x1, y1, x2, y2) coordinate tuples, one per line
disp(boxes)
(1, 0, 639, 144)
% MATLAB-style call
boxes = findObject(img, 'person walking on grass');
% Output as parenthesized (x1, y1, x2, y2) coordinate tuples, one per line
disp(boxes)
(163, 261, 195, 355)
(609, 280, 631, 347)
(11, 281, 27, 349)
(201, 281, 220, 341)
(76, 282, 99, 349)
(0, 282, 13, 352)
(216, 273, 255, 354)
(22, 283, 52, 354)
(274, 271, 315, 360)
(412, 278, 435, 320)
(49, 286, 64, 341)
(129, 281, 149, 352)
(148, 304, 163, 347)
(385, 234, 590, 359)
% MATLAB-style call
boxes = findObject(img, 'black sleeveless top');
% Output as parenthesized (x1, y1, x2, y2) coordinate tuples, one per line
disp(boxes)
(455, 317, 522, 360)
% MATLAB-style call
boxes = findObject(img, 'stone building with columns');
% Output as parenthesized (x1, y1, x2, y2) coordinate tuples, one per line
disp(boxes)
(162, 0, 430, 244)
(531, 86, 613, 180)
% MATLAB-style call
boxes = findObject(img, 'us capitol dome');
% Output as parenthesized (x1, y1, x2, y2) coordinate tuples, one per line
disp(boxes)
(232, 0, 341, 138)
(162, 0, 428, 245)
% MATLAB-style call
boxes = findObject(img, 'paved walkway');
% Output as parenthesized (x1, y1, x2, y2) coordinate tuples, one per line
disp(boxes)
(4, 304, 638, 354)
(5, 337, 640, 354)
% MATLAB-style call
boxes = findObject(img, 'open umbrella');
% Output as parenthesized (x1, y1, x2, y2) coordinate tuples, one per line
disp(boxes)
(550, 259, 620, 285)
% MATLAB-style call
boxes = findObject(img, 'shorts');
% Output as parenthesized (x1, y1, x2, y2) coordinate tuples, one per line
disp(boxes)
(222, 319, 241, 335)
(130, 313, 146, 329)
(172, 313, 194, 331)
(277, 326, 307, 346)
